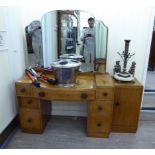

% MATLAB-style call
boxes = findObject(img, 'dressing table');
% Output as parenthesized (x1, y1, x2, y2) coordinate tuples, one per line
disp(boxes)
(15, 72, 143, 138)
(21, 9, 143, 138)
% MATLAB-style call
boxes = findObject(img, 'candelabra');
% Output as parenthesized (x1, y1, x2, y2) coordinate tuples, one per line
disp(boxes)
(113, 40, 136, 81)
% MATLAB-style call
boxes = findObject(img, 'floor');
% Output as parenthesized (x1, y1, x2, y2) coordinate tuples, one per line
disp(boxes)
(5, 116, 155, 149)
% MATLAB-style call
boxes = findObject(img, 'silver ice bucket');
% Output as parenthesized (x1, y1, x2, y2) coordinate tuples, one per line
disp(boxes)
(51, 59, 81, 87)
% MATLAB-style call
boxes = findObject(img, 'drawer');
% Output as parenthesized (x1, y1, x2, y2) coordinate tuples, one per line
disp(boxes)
(33, 88, 95, 101)
(88, 100, 113, 116)
(96, 88, 113, 100)
(16, 84, 32, 96)
(19, 109, 42, 130)
(20, 97, 40, 109)
(87, 115, 112, 133)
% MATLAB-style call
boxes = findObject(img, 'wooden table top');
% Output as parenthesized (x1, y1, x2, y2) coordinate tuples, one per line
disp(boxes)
(16, 72, 96, 90)
(16, 71, 143, 90)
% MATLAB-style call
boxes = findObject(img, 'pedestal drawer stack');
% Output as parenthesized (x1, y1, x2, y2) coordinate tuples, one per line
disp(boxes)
(16, 83, 51, 133)
(87, 74, 114, 137)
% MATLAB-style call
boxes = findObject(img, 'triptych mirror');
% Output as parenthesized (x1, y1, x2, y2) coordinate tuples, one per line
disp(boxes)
(26, 10, 108, 72)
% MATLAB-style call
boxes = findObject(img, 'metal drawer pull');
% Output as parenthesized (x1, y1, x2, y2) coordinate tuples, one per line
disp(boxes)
(27, 118, 32, 123)
(81, 93, 88, 99)
(98, 106, 103, 111)
(39, 92, 45, 97)
(103, 92, 108, 96)
(97, 123, 102, 127)
(21, 88, 26, 93)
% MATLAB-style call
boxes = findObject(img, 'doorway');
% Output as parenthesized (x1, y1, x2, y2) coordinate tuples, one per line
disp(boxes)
(142, 16, 155, 109)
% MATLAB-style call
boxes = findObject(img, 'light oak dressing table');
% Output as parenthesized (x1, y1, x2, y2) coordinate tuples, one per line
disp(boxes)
(15, 72, 143, 138)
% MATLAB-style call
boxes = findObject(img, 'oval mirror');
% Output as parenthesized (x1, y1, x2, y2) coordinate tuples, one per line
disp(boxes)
(26, 10, 108, 73)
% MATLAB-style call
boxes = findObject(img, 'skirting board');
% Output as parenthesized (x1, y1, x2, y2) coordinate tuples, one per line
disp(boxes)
(52, 101, 87, 117)
(0, 115, 18, 147)
(52, 109, 87, 117)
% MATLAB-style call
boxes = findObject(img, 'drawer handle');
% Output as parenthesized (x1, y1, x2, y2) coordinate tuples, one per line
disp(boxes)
(27, 100, 32, 104)
(81, 93, 88, 99)
(39, 92, 45, 97)
(97, 123, 102, 127)
(20, 88, 26, 93)
(115, 102, 120, 106)
(103, 92, 108, 96)
(27, 118, 32, 123)
(98, 106, 103, 111)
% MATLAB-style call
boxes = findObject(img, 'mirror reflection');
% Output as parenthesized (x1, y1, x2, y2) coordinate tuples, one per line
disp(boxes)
(26, 10, 108, 73)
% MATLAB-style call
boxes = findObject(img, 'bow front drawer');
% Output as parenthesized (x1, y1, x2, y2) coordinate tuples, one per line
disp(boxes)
(33, 87, 95, 101)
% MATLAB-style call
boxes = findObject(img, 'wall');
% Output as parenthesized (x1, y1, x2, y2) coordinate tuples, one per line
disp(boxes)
(0, 7, 26, 133)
